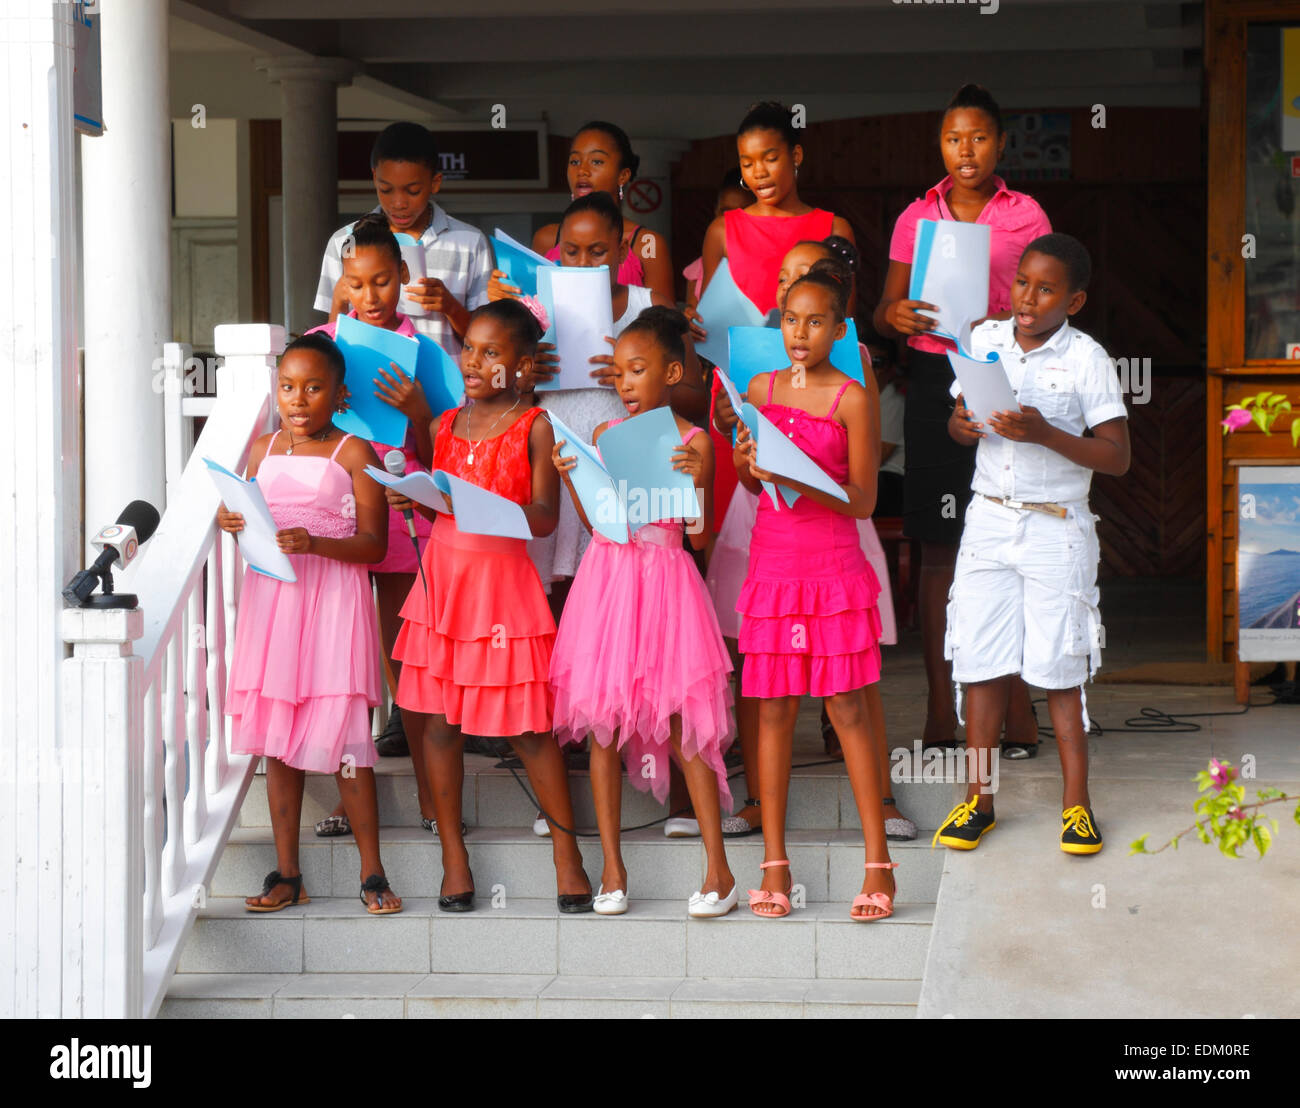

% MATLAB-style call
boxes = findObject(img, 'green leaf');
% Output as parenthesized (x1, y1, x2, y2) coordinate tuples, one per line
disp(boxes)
(1275, 400, 1292, 413)
(1240, 394, 1259, 407)
(1266, 393, 1287, 407)
(1170, 835, 1179, 851)
(1253, 824, 1271, 858)
(1253, 407, 1271, 433)
(1292, 417, 1300, 449)
(1195, 771, 1214, 792)
(1128, 835, 1150, 855)
(1258, 787, 1283, 799)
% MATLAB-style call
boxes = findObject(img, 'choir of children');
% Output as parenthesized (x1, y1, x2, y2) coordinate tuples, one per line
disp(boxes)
(220, 96, 1124, 925)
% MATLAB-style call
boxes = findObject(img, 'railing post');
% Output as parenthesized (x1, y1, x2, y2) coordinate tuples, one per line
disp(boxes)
(163, 341, 194, 509)
(60, 607, 145, 1019)
(214, 323, 284, 408)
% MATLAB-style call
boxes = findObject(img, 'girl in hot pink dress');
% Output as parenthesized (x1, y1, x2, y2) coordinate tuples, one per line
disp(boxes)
(550, 307, 737, 918)
(221, 334, 402, 915)
(733, 260, 896, 923)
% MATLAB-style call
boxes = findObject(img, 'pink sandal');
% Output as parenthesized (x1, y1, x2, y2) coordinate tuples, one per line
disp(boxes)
(851, 861, 898, 922)
(748, 859, 792, 918)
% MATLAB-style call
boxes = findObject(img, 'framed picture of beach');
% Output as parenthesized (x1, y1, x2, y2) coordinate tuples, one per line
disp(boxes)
(1237, 466, 1300, 661)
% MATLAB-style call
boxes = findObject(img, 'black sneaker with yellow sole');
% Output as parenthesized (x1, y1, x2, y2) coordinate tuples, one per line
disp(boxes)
(1060, 806, 1103, 854)
(931, 797, 996, 850)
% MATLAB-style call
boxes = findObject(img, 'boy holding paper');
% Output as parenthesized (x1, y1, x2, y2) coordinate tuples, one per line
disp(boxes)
(938, 234, 1129, 856)
(316, 122, 492, 357)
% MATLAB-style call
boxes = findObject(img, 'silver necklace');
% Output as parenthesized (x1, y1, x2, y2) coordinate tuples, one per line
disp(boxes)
(286, 422, 334, 456)
(465, 399, 521, 466)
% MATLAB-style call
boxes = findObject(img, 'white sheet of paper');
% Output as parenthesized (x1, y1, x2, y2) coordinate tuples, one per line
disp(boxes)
(364, 466, 452, 513)
(741, 403, 850, 510)
(714, 368, 746, 423)
(204, 458, 297, 582)
(536, 265, 615, 391)
(394, 233, 428, 319)
(948, 349, 1019, 429)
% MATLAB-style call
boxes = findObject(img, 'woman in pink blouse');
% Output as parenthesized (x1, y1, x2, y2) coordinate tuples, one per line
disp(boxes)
(873, 84, 1050, 755)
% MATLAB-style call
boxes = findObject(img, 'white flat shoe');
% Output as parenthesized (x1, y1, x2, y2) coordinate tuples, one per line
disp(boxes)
(688, 882, 739, 918)
(592, 885, 628, 916)
(533, 812, 551, 837)
(664, 817, 700, 838)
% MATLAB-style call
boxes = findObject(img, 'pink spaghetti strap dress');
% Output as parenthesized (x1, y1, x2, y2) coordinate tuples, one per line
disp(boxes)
(227, 431, 383, 773)
(737, 376, 884, 698)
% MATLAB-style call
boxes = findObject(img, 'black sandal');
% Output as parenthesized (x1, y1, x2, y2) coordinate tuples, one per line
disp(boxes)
(246, 870, 309, 913)
(438, 869, 476, 913)
(360, 873, 402, 915)
(557, 891, 594, 914)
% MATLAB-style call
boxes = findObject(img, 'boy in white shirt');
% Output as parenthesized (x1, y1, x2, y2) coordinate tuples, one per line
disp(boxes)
(315, 122, 493, 356)
(933, 234, 1130, 855)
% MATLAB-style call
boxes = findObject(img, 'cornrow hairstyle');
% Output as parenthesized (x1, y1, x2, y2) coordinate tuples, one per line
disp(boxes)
(574, 120, 641, 179)
(370, 121, 441, 172)
(943, 84, 1003, 136)
(738, 101, 801, 151)
(560, 190, 625, 241)
(786, 256, 851, 323)
(284, 332, 346, 387)
(345, 211, 403, 268)
(620, 305, 690, 365)
(1022, 232, 1092, 292)
(471, 298, 544, 354)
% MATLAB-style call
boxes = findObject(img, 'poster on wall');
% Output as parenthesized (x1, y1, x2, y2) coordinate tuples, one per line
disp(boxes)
(1283, 27, 1300, 151)
(997, 112, 1070, 181)
(1237, 466, 1300, 661)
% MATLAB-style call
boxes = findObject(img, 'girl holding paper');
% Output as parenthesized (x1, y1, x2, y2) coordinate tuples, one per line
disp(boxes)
(219, 334, 402, 915)
(388, 299, 594, 914)
(550, 307, 737, 917)
(732, 260, 897, 921)
(306, 212, 443, 836)
(872, 84, 1050, 756)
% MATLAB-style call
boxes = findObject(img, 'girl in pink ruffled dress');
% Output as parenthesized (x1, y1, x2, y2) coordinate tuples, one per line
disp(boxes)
(221, 334, 402, 915)
(733, 259, 897, 922)
(549, 307, 738, 918)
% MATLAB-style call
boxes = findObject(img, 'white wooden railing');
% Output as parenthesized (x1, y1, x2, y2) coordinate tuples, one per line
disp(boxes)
(61, 324, 285, 1018)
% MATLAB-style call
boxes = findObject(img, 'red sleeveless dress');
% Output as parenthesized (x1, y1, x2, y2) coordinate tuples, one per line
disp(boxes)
(393, 406, 556, 736)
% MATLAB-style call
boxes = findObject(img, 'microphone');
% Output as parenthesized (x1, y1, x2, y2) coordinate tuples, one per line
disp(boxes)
(63, 500, 162, 609)
(384, 450, 427, 593)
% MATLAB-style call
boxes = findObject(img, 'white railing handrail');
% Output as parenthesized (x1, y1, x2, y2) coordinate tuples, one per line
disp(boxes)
(63, 323, 285, 1018)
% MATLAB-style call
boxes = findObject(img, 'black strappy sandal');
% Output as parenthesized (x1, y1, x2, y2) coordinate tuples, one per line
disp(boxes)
(360, 873, 402, 915)
(246, 870, 309, 913)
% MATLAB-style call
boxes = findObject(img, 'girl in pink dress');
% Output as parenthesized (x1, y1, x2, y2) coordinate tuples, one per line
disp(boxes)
(733, 259, 896, 922)
(220, 334, 402, 915)
(550, 307, 737, 918)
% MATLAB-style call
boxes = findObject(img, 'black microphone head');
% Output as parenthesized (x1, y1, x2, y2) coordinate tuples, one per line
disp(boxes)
(116, 500, 161, 544)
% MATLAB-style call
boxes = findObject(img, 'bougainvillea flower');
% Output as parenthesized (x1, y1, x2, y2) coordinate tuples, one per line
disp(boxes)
(1221, 409, 1252, 432)
(1209, 758, 1234, 791)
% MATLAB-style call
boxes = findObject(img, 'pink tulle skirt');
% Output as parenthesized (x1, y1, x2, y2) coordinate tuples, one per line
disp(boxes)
(550, 524, 734, 808)
(227, 554, 382, 773)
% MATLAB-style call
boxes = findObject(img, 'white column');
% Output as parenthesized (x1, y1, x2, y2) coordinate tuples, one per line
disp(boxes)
(624, 137, 690, 244)
(81, 0, 170, 543)
(0, 1, 82, 1019)
(257, 57, 355, 336)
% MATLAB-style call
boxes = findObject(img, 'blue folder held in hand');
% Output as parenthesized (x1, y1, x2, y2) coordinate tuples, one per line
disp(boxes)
(908, 219, 991, 347)
(332, 314, 421, 445)
(492, 229, 554, 299)
(549, 407, 700, 543)
(413, 334, 465, 416)
(695, 258, 765, 374)
(726, 319, 865, 393)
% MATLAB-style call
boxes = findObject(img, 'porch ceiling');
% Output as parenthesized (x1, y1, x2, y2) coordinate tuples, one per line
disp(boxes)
(172, 0, 1202, 135)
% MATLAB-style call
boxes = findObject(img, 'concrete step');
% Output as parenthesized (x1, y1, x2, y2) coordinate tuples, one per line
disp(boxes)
(161, 971, 921, 1019)
(176, 896, 934, 981)
(238, 752, 966, 833)
(211, 826, 946, 904)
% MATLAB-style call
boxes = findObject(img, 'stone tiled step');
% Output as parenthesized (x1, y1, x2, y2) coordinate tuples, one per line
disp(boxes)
(238, 752, 966, 833)
(176, 896, 934, 981)
(161, 972, 921, 1019)
(211, 826, 946, 904)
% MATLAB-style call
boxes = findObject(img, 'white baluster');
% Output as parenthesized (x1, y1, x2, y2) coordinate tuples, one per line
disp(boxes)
(222, 531, 240, 754)
(161, 633, 186, 896)
(142, 682, 163, 948)
(184, 581, 208, 843)
(206, 536, 227, 790)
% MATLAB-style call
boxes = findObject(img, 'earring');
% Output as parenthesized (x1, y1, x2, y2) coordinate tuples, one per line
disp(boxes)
(515, 370, 523, 378)
(795, 164, 800, 177)
(618, 184, 625, 201)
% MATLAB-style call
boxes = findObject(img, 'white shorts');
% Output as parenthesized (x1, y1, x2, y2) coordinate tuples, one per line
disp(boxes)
(945, 495, 1104, 701)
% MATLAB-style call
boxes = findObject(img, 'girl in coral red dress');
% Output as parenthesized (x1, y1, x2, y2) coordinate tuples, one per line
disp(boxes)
(389, 299, 593, 914)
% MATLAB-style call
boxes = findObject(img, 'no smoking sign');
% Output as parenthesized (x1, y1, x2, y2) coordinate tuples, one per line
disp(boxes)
(626, 178, 662, 214)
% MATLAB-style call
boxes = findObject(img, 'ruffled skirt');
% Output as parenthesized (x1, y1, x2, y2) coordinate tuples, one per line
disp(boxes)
(393, 515, 555, 736)
(227, 554, 382, 773)
(550, 526, 734, 808)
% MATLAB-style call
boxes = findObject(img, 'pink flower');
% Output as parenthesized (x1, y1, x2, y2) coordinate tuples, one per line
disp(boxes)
(518, 295, 550, 335)
(1209, 758, 1235, 791)
(1227, 806, 1245, 821)
(1221, 409, 1252, 432)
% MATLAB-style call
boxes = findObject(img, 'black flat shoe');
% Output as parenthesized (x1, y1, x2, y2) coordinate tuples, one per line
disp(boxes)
(1001, 741, 1040, 760)
(375, 708, 409, 757)
(557, 892, 594, 914)
(438, 884, 476, 913)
